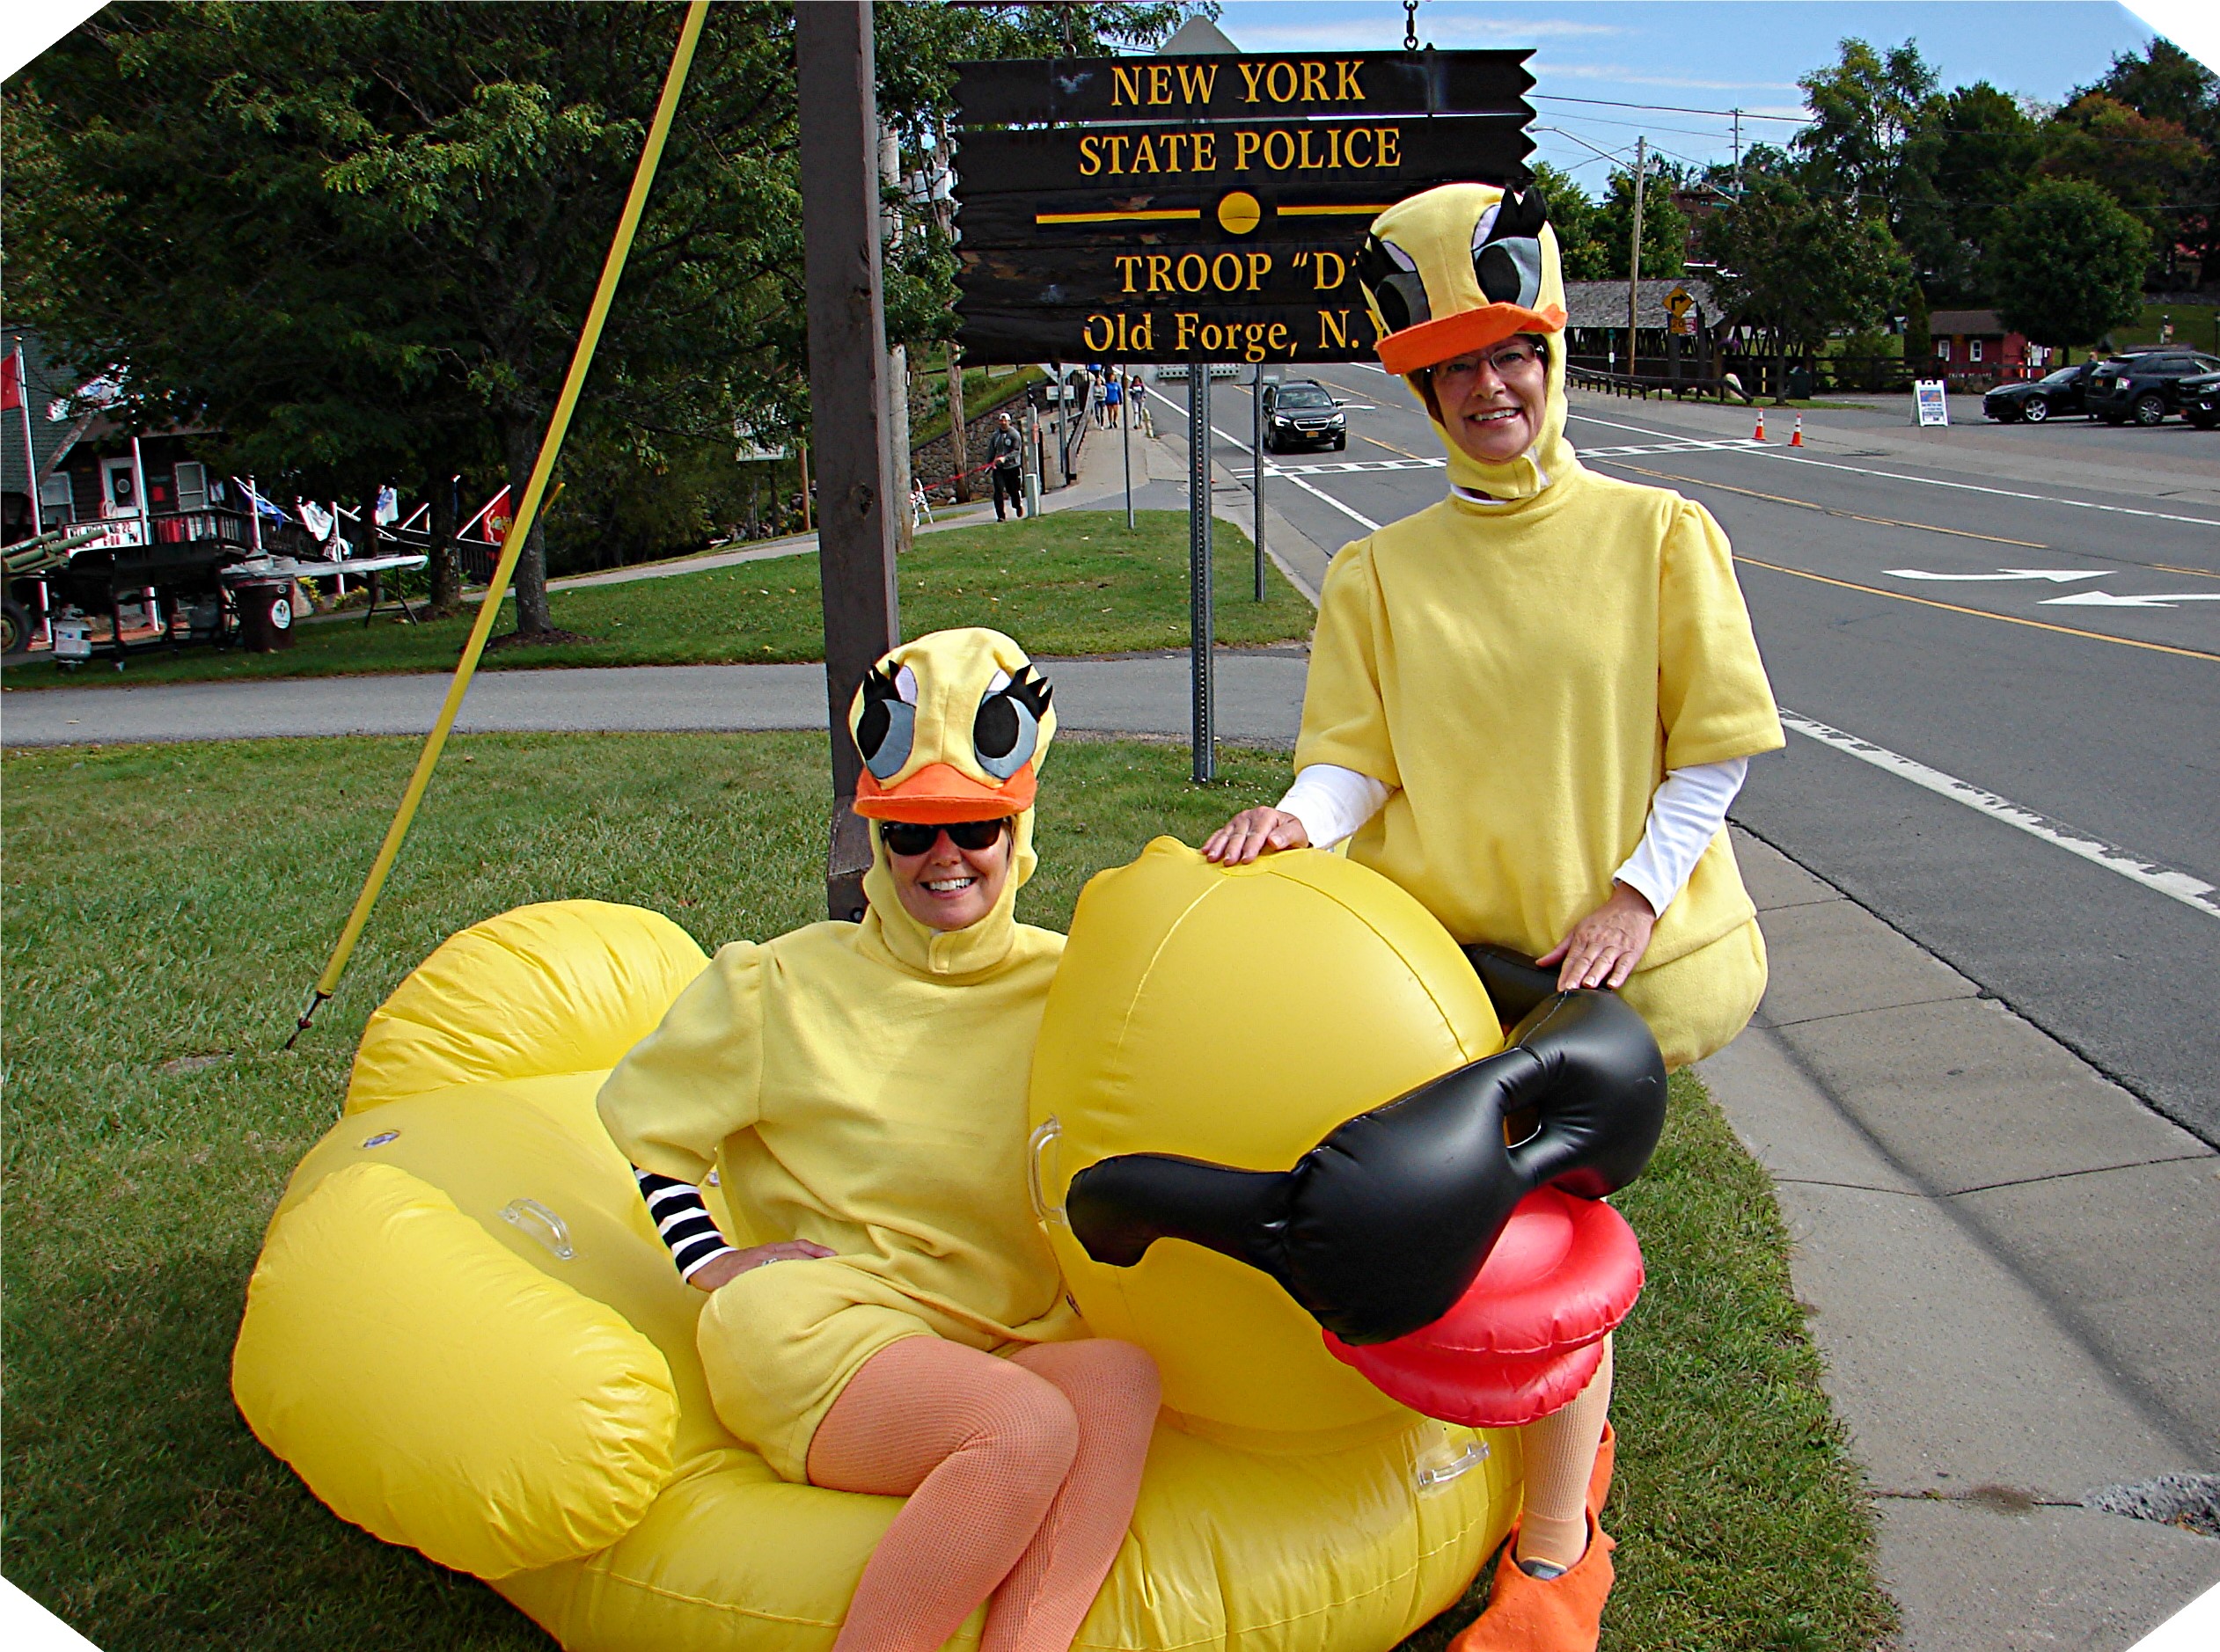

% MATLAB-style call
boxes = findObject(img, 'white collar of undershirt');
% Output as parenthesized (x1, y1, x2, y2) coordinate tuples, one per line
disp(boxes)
(1450, 464, 1548, 507)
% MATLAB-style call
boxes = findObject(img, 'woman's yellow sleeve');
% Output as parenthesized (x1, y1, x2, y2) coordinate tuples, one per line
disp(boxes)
(1294, 540, 1403, 788)
(1658, 501, 1785, 770)
(595, 940, 764, 1185)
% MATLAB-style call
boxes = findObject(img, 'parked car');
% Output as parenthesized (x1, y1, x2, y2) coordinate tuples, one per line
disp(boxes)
(1261, 381, 1347, 452)
(1982, 362, 2102, 423)
(2180, 370, 2220, 430)
(2085, 350, 2220, 426)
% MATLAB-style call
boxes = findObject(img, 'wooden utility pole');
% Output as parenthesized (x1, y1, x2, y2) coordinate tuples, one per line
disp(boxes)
(797, 1, 900, 921)
(1626, 135, 1646, 379)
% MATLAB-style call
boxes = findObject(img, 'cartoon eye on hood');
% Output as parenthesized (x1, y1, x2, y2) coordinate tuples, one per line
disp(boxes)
(855, 662, 919, 782)
(973, 665, 1052, 781)
(1354, 233, 1430, 335)
(1471, 188, 1548, 311)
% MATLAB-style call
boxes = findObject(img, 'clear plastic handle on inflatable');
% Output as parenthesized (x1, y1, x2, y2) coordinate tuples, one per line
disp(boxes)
(1026, 1117, 1067, 1228)
(498, 1198, 575, 1261)
(1414, 1440, 1489, 1494)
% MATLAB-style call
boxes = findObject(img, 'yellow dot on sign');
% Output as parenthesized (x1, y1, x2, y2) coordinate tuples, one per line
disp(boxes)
(1218, 191, 1263, 235)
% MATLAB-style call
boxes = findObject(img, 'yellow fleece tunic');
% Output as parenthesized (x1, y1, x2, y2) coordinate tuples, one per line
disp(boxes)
(1297, 467, 1784, 1069)
(596, 835, 1074, 1483)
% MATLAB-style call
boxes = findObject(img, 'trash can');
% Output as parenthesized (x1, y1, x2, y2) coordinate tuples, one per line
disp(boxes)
(1787, 363, 1813, 400)
(233, 580, 296, 652)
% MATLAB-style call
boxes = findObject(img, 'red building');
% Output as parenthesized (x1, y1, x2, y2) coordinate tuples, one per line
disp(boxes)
(1926, 309, 2049, 385)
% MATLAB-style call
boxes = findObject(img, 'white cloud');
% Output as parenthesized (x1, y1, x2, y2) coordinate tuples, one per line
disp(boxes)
(1223, 15, 1623, 51)
(1546, 63, 1802, 94)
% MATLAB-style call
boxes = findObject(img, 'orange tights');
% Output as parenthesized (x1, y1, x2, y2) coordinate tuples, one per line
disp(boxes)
(807, 1335, 1161, 1652)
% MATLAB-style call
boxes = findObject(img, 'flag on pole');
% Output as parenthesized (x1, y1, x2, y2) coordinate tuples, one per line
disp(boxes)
(480, 486, 514, 544)
(0, 351, 20, 412)
(374, 485, 399, 526)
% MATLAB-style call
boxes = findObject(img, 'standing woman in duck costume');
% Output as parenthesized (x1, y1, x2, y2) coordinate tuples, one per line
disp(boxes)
(1204, 181, 1784, 1650)
(598, 626, 1160, 1652)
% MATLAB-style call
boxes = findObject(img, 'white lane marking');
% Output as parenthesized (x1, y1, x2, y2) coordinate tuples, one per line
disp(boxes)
(1887, 568, 2112, 583)
(1567, 408, 2220, 528)
(1779, 709, 2220, 921)
(1149, 384, 1384, 532)
(2042, 590, 2220, 609)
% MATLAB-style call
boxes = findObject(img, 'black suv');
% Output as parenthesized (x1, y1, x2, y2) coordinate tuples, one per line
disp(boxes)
(1982, 362, 2101, 423)
(2085, 351, 2220, 425)
(1261, 381, 1347, 452)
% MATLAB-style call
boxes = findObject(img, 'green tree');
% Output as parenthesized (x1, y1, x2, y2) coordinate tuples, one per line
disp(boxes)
(1897, 82, 2043, 303)
(1594, 164, 1689, 281)
(1530, 162, 1608, 281)
(1696, 172, 1909, 400)
(2040, 90, 2209, 288)
(1794, 37, 1938, 219)
(1989, 177, 2150, 348)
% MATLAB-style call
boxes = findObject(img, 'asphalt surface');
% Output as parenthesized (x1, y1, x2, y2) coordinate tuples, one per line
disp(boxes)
(1147, 371, 2220, 1147)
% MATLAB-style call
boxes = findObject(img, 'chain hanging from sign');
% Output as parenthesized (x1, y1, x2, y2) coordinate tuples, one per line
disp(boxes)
(950, 49, 1536, 365)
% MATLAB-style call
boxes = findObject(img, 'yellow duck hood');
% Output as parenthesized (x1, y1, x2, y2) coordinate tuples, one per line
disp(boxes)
(1354, 181, 1578, 502)
(846, 627, 1057, 979)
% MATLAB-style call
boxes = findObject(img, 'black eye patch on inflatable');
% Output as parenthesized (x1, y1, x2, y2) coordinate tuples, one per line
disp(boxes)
(1065, 989, 1668, 1346)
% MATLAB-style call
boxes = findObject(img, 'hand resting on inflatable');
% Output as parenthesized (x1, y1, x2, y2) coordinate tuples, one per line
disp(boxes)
(689, 1239, 835, 1291)
(1066, 990, 1667, 1346)
(1201, 807, 1309, 866)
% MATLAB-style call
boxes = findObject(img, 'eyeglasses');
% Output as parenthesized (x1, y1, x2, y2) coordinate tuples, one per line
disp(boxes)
(1430, 341, 1546, 390)
(879, 818, 1008, 858)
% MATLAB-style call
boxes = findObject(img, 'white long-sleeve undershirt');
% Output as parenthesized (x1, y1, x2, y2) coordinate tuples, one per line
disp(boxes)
(1276, 756, 1748, 918)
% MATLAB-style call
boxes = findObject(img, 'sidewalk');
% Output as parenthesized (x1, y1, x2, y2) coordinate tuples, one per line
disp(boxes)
(1704, 830, 2220, 1650)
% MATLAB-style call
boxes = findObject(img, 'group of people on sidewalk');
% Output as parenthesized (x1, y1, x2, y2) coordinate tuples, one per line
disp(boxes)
(595, 184, 1781, 1652)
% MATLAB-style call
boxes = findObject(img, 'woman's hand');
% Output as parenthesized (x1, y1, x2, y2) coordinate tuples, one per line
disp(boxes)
(1202, 808, 1309, 865)
(1537, 881, 1657, 991)
(689, 1239, 836, 1293)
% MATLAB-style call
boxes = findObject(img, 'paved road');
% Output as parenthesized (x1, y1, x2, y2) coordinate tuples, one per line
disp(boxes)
(1147, 372, 2220, 1147)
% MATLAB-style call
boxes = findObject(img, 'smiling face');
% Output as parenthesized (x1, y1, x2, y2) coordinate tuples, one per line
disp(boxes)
(883, 821, 1014, 931)
(1424, 335, 1550, 468)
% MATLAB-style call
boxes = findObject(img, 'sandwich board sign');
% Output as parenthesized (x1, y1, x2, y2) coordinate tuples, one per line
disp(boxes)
(951, 50, 1537, 364)
(1914, 378, 1950, 427)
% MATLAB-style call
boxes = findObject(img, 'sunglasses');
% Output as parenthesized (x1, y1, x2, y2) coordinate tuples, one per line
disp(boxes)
(879, 818, 1008, 858)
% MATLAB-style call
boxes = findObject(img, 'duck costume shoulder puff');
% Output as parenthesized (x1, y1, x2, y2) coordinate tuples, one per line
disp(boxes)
(595, 627, 1073, 1485)
(1314, 181, 1786, 1070)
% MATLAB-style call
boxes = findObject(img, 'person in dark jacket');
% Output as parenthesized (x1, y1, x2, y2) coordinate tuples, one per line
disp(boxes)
(988, 412, 1025, 521)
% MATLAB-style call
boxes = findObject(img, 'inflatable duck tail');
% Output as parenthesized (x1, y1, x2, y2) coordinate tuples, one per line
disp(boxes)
(1067, 990, 1667, 1346)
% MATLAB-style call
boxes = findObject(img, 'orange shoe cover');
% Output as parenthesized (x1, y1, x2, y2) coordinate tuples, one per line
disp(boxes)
(1448, 1512, 1616, 1652)
(1588, 1422, 1616, 1517)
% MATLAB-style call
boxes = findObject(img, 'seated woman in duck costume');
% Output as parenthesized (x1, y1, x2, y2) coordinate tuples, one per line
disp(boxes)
(599, 625, 1161, 1652)
(1198, 179, 1786, 1651)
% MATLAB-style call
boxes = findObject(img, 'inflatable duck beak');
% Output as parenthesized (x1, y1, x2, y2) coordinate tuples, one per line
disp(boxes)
(1066, 990, 1667, 1346)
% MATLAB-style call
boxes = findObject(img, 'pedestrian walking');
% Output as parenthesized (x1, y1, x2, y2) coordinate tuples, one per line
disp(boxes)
(1103, 370, 1124, 428)
(987, 411, 1025, 520)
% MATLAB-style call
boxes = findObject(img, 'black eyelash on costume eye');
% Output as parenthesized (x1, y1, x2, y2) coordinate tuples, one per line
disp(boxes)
(856, 663, 916, 778)
(1354, 233, 1429, 333)
(973, 665, 1051, 778)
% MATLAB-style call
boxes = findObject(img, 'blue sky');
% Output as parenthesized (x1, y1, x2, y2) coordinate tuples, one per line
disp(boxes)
(1209, 3, 2161, 194)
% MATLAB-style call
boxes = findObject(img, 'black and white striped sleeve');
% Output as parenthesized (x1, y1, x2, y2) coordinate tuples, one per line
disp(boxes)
(634, 1167, 739, 1281)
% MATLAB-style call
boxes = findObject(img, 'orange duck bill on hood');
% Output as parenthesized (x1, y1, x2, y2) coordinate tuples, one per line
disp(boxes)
(854, 761, 1037, 822)
(1376, 301, 1567, 376)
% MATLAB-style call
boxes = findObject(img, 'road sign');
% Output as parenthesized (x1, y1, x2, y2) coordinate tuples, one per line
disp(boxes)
(951, 48, 1535, 364)
(1665, 284, 1695, 336)
(956, 51, 1532, 125)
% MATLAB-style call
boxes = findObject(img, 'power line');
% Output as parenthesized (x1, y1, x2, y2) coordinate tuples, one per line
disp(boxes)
(1535, 92, 1806, 124)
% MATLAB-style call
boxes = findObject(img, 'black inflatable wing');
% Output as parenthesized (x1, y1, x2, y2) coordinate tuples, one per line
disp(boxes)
(1066, 990, 1667, 1346)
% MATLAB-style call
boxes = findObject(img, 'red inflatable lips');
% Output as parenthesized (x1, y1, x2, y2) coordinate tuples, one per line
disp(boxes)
(1322, 1187, 1643, 1429)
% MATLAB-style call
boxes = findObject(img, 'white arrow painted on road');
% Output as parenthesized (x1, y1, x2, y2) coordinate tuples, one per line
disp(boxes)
(2040, 590, 2220, 608)
(1887, 567, 2112, 582)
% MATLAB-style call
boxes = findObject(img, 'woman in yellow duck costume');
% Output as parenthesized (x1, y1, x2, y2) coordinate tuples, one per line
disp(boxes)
(598, 625, 1161, 1652)
(1207, 180, 1784, 1652)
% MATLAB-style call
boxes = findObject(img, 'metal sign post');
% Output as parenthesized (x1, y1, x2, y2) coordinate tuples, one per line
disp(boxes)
(797, 0, 902, 922)
(1188, 365, 1214, 782)
(1121, 363, 1135, 530)
(1251, 364, 1266, 600)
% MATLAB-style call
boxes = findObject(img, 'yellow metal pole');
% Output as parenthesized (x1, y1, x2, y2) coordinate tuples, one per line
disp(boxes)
(288, 0, 710, 1048)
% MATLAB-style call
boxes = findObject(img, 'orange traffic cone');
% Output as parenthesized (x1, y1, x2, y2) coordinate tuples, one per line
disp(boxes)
(1753, 411, 1766, 442)
(1790, 415, 1804, 447)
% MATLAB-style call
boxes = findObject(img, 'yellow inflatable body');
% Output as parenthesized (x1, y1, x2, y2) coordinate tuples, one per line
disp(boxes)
(234, 897, 1519, 1651)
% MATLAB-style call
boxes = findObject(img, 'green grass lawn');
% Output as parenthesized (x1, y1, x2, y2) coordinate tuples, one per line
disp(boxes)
(2, 734, 1890, 1651)
(2, 511, 1310, 691)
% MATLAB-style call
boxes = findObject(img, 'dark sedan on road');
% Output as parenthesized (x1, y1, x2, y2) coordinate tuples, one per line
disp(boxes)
(1982, 362, 2103, 423)
(1261, 382, 1348, 452)
(2085, 350, 2220, 425)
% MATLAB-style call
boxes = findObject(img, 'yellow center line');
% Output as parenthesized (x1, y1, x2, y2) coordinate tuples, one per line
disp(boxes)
(1035, 208, 1201, 225)
(1364, 435, 1429, 460)
(2152, 562, 2220, 581)
(1733, 556, 2219, 663)
(1594, 458, 2047, 547)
